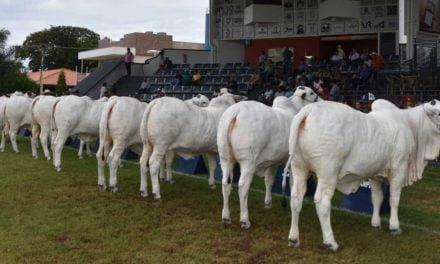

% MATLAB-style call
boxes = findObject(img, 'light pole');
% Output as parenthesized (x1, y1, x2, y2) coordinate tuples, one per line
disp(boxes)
(38, 45, 46, 95)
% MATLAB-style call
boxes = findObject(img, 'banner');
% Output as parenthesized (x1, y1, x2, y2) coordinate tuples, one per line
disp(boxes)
(420, 0, 440, 34)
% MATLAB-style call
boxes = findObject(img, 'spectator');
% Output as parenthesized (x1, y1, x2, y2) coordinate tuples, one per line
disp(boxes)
(329, 79, 341, 102)
(282, 47, 293, 76)
(312, 76, 323, 92)
(297, 60, 307, 73)
(171, 72, 183, 86)
(371, 52, 383, 70)
(154, 88, 165, 99)
(330, 51, 343, 66)
(348, 48, 361, 68)
(159, 57, 173, 72)
(100, 82, 108, 98)
(360, 48, 371, 66)
(354, 101, 362, 111)
(262, 58, 274, 81)
(359, 63, 372, 82)
(226, 73, 238, 93)
(274, 86, 285, 97)
(360, 92, 375, 113)
(248, 70, 261, 90)
(139, 78, 150, 91)
(123, 48, 134, 76)
(260, 86, 274, 104)
(258, 50, 267, 68)
(182, 71, 192, 85)
(337, 44, 346, 59)
(192, 70, 202, 85)
(284, 85, 295, 97)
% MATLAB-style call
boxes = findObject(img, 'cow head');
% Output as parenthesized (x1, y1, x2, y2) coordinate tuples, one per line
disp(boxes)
(292, 86, 320, 103)
(190, 94, 210, 107)
(423, 99, 440, 131)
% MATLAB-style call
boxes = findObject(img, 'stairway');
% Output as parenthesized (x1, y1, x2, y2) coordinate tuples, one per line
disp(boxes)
(112, 76, 145, 97)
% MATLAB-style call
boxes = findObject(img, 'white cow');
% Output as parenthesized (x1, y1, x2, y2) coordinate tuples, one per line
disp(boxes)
(4, 92, 33, 153)
(0, 95, 8, 152)
(96, 94, 210, 194)
(282, 99, 440, 251)
(218, 86, 320, 229)
(51, 95, 108, 171)
(31, 95, 61, 160)
(139, 92, 244, 199)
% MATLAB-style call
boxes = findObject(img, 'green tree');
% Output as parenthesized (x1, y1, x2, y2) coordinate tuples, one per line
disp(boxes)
(18, 26, 100, 71)
(0, 28, 38, 95)
(55, 70, 67, 95)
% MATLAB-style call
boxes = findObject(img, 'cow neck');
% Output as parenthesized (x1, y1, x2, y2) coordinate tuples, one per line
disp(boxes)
(422, 104, 440, 130)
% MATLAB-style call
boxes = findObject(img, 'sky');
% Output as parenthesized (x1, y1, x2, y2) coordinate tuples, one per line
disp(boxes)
(0, 0, 209, 46)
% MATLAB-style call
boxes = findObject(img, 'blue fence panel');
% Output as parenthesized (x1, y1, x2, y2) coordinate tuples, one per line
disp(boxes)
(341, 182, 390, 214)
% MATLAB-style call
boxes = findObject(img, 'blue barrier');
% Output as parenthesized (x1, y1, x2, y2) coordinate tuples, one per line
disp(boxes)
(214, 159, 241, 183)
(340, 182, 390, 214)
(18, 129, 32, 137)
(175, 156, 208, 175)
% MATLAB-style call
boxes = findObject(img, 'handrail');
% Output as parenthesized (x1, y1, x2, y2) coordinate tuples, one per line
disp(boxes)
(77, 60, 123, 95)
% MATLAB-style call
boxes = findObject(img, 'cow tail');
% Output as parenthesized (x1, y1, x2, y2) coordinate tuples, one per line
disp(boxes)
(217, 107, 239, 184)
(2, 102, 8, 137)
(140, 100, 158, 167)
(50, 98, 61, 146)
(96, 98, 117, 161)
(281, 106, 311, 208)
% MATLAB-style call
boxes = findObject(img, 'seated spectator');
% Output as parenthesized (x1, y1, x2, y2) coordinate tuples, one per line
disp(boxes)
(154, 88, 165, 99)
(248, 70, 261, 90)
(284, 85, 295, 97)
(261, 86, 274, 104)
(226, 73, 238, 93)
(296, 60, 307, 73)
(312, 76, 323, 92)
(139, 78, 150, 90)
(192, 70, 202, 85)
(359, 63, 372, 82)
(330, 51, 343, 65)
(171, 72, 183, 86)
(337, 44, 346, 59)
(182, 71, 192, 85)
(354, 101, 363, 111)
(348, 48, 361, 68)
(274, 86, 285, 97)
(329, 79, 341, 102)
(360, 92, 375, 113)
(361, 49, 371, 66)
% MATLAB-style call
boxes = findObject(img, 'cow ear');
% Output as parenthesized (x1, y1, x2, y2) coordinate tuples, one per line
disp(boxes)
(430, 100, 436, 106)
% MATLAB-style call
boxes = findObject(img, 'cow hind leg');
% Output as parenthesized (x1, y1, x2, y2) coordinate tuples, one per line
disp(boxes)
(40, 127, 51, 160)
(9, 128, 19, 153)
(52, 133, 69, 172)
(370, 179, 383, 229)
(108, 146, 125, 193)
(238, 163, 256, 229)
(139, 145, 151, 198)
(31, 125, 40, 159)
(206, 152, 217, 189)
(0, 131, 5, 152)
(165, 151, 175, 184)
(314, 171, 339, 251)
(221, 157, 234, 225)
(149, 147, 167, 199)
(86, 142, 93, 157)
(159, 159, 166, 182)
(78, 140, 85, 159)
(97, 141, 111, 191)
(264, 167, 275, 208)
(288, 167, 309, 248)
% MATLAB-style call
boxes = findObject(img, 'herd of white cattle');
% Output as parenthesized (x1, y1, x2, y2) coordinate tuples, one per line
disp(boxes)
(1, 87, 439, 251)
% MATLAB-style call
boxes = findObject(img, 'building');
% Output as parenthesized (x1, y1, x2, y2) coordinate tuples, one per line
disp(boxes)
(78, 32, 205, 66)
(27, 68, 81, 91)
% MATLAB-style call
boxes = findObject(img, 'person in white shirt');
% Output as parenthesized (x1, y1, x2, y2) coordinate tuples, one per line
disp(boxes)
(100, 82, 108, 98)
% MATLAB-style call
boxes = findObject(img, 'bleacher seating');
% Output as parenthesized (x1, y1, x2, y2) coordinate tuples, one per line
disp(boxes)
(138, 62, 254, 102)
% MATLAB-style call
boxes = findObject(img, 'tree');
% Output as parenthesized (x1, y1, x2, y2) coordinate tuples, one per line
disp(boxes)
(18, 26, 100, 71)
(55, 70, 67, 95)
(0, 28, 38, 95)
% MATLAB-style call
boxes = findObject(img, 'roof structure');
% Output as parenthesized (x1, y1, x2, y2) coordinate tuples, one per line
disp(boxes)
(27, 68, 78, 86)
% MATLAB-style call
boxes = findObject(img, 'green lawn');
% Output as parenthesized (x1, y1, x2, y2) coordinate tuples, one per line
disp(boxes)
(0, 137, 439, 263)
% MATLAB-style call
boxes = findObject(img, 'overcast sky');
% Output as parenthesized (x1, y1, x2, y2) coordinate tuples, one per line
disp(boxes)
(0, 0, 209, 46)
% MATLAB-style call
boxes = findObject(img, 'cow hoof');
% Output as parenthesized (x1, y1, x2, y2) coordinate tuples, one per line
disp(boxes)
(166, 179, 175, 184)
(264, 202, 272, 209)
(209, 184, 216, 189)
(390, 228, 402, 235)
(153, 193, 161, 200)
(222, 218, 231, 225)
(109, 186, 118, 193)
(46, 156, 51, 161)
(78, 156, 83, 160)
(322, 243, 339, 252)
(159, 178, 165, 183)
(140, 190, 148, 198)
(0, 149, 4, 153)
(371, 225, 381, 229)
(32, 155, 38, 159)
(288, 239, 299, 248)
(14, 150, 19, 154)
(55, 166, 62, 172)
(240, 221, 251, 229)
(98, 185, 106, 191)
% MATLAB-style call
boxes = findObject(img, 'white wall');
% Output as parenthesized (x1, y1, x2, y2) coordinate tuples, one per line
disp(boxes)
(211, 40, 245, 64)
(244, 4, 283, 25)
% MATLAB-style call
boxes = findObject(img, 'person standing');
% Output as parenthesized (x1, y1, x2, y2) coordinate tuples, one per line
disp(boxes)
(100, 82, 108, 98)
(123, 48, 134, 76)
(282, 47, 293, 76)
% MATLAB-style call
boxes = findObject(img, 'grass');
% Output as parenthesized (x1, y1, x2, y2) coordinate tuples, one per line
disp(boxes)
(0, 137, 439, 263)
